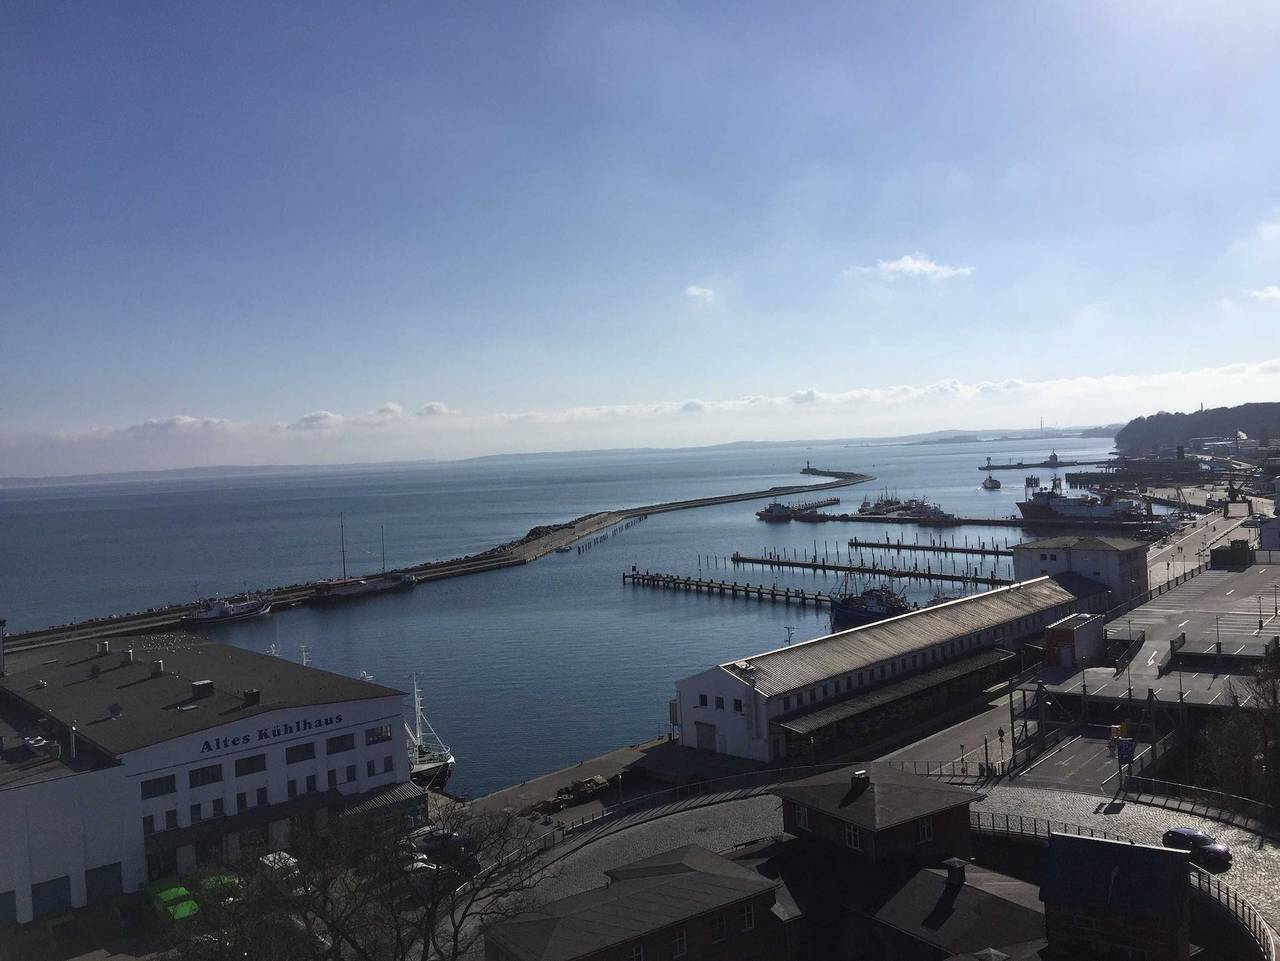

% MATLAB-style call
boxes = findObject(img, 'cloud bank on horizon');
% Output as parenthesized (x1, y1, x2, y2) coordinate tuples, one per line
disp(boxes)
(4, 358, 1277, 477)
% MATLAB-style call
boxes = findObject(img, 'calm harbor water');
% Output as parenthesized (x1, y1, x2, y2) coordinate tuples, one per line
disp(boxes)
(0, 438, 1113, 795)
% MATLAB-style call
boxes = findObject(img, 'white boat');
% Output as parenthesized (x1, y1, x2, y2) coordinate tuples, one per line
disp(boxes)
(981, 475, 1002, 490)
(179, 594, 272, 626)
(405, 673, 454, 789)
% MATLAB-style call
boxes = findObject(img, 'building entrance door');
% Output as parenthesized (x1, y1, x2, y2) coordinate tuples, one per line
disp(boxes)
(694, 721, 717, 751)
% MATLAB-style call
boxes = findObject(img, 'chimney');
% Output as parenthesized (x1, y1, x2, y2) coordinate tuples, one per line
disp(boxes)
(943, 857, 967, 886)
(850, 769, 870, 793)
(150, 659, 165, 677)
(69, 724, 77, 761)
(120, 650, 134, 667)
(97, 639, 111, 655)
(190, 679, 214, 699)
(243, 688, 261, 708)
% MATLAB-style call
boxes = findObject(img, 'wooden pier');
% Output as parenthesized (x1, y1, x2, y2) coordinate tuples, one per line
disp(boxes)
(623, 570, 833, 606)
(836, 513, 1153, 532)
(845, 537, 1014, 559)
(730, 553, 1012, 587)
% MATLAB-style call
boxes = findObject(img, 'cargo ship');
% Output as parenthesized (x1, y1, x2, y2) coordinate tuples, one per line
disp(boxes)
(830, 583, 914, 632)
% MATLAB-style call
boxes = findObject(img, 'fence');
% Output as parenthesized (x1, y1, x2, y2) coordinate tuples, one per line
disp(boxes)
(1119, 774, 1277, 833)
(970, 811, 1275, 961)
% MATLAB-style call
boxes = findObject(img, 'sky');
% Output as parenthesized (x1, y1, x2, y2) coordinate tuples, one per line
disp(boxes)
(3, 2, 1280, 476)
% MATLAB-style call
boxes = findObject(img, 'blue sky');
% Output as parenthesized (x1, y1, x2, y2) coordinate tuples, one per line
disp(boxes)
(3, 2, 1280, 474)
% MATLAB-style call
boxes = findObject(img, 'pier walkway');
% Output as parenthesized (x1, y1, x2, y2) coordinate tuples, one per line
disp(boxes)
(730, 552, 1013, 587)
(845, 536, 1014, 558)
(623, 570, 833, 606)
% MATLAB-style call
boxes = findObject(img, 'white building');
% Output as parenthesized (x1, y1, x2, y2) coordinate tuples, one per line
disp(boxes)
(672, 575, 1106, 763)
(1011, 535, 1149, 602)
(0, 633, 417, 925)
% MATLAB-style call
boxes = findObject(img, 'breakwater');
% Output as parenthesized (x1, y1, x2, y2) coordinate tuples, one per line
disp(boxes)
(6, 467, 874, 648)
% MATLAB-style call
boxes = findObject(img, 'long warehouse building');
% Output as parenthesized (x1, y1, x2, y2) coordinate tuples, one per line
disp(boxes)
(0, 633, 422, 925)
(673, 574, 1108, 762)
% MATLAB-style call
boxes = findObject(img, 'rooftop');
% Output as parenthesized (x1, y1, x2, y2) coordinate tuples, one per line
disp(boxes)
(772, 763, 984, 831)
(489, 844, 777, 961)
(0, 634, 403, 758)
(1014, 534, 1148, 553)
(875, 864, 1046, 956)
(722, 574, 1103, 698)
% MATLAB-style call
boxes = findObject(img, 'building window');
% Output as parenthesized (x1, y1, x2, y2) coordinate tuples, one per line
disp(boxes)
(845, 823, 862, 851)
(256, 786, 268, 807)
(794, 805, 809, 830)
(671, 928, 687, 958)
(328, 769, 338, 788)
(188, 764, 223, 788)
(628, 946, 644, 961)
(715, 696, 724, 710)
(1040, 553, 1047, 561)
(286, 742, 315, 764)
(235, 754, 267, 777)
(365, 724, 393, 745)
(288, 779, 298, 799)
(236, 791, 247, 812)
(740, 902, 755, 931)
(1050, 553, 1057, 561)
(141, 774, 176, 799)
(733, 698, 743, 713)
(845, 677, 852, 691)
(367, 760, 376, 778)
(918, 815, 935, 844)
(712, 915, 727, 942)
(190, 803, 202, 824)
(165, 809, 178, 831)
(821, 684, 828, 697)
(142, 815, 154, 836)
(345, 764, 356, 783)
(808, 689, 815, 703)
(383, 755, 394, 773)
(699, 693, 708, 707)
(306, 774, 317, 793)
(782, 696, 791, 710)
(212, 798, 225, 817)
(326, 734, 355, 755)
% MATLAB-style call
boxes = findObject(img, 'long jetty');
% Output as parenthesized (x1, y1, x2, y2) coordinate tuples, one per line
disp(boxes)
(623, 570, 833, 607)
(7, 466, 874, 649)
(845, 537, 1014, 559)
(730, 553, 1012, 588)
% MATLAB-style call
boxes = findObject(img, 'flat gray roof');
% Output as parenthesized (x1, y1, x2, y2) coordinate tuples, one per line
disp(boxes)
(722, 574, 1104, 698)
(0, 634, 403, 758)
(1015, 534, 1148, 552)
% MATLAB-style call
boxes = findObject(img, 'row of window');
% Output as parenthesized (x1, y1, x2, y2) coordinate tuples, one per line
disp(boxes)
(695, 694, 744, 713)
(142, 756, 395, 834)
(139, 725, 394, 799)
(791, 804, 932, 846)
(618, 904, 756, 961)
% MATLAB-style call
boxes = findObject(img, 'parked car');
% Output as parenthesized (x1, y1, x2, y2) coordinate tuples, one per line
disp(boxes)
(1161, 827, 1233, 868)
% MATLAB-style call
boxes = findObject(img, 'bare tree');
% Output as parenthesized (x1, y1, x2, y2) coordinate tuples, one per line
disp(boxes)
(163, 797, 552, 961)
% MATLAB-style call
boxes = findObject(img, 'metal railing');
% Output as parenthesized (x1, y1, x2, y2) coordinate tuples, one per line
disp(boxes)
(1119, 774, 1277, 832)
(970, 811, 1275, 961)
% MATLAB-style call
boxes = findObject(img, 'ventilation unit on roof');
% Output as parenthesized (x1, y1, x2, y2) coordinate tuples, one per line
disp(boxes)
(150, 660, 164, 677)
(242, 689, 261, 707)
(120, 650, 134, 667)
(96, 640, 111, 655)
(108, 702, 123, 719)
(34, 679, 47, 689)
(190, 679, 214, 699)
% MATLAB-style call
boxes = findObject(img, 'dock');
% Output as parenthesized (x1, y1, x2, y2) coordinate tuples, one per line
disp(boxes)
(729, 553, 1012, 587)
(845, 537, 1014, 559)
(834, 513, 1155, 532)
(623, 570, 833, 606)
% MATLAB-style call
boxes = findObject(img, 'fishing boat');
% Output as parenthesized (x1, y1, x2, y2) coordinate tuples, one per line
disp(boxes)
(981, 475, 1002, 490)
(405, 673, 454, 789)
(756, 501, 792, 522)
(830, 580, 914, 632)
(179, 594, 272, 627)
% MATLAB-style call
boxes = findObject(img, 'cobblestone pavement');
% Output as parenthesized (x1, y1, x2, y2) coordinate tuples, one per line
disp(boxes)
(538, 784, 1280, 934)
(975, 783, 1280, 929)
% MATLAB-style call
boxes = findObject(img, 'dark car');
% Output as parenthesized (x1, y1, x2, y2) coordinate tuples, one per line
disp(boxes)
(1162, 827, 1233, 867)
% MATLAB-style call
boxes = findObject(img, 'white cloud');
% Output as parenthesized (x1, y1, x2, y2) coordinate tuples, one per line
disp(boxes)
(846, 252, 974, 282)
(1246, 285, 1280, 301)
(415, 402, 456, 417)
(683, 285, 716, 304)
(287, 410, 344, 431)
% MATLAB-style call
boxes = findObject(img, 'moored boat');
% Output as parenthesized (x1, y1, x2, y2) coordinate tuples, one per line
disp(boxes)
(179, 594, 272, 627)
(405, 673, 454, 789)
(830, 582, 914, 632)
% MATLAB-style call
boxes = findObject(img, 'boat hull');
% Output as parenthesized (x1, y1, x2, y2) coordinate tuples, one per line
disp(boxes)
(178, 600, 273, 627)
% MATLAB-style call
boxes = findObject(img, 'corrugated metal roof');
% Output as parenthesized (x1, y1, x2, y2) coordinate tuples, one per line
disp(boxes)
(1015, 534, 1147, 552)
(721, 574, 1103, 698)
(774, 648, 1013, 736)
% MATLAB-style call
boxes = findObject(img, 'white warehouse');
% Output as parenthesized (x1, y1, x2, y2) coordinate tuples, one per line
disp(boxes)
(673, 574, 1107, 763)
(0, 633, 418, 925)
(1011, 535, 1149, 601)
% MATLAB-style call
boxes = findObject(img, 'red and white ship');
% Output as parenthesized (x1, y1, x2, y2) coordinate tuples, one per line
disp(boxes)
(1016, 477, 1143, 521)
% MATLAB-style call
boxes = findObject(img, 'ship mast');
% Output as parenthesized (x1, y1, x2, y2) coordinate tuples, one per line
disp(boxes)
(381, 525, 386, 573)
(340, 512, 347, 579)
